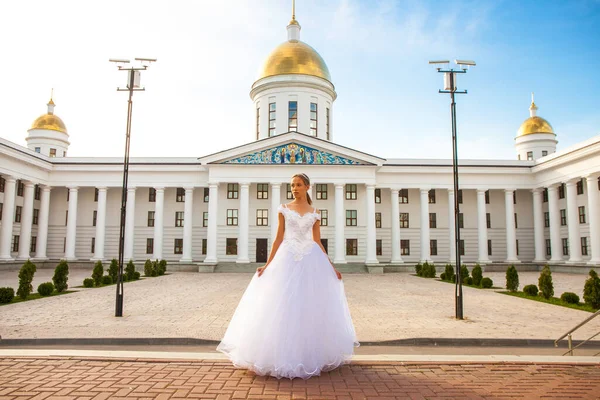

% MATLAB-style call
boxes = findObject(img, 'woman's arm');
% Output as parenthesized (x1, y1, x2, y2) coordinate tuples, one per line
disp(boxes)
(257, 212, 285, 276)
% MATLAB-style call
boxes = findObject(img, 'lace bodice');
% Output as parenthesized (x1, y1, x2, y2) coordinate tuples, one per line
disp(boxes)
(278, 204, 321, 261)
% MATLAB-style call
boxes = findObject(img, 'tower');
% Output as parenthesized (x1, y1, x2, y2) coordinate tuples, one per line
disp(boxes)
(515, 94, 557, 161)
(26, 93, 70, 157)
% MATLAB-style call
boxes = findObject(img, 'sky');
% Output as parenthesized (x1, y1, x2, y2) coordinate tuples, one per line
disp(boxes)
(1, 0, 599, 160)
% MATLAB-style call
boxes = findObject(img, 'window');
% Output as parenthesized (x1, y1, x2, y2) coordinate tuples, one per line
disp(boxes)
(175, 211, 184, 227)
(286, 184, 293, 199)
(257, 183, 269, 199)
(400, 213, 409, 228)
(227, 183, 239, 199)
(562, 238, 569, 256)
(33, 209, 39, 225)
(399, 189, 409, 204)
(485, 190, 490, 204)
(487, 239, 492, 256)
(375, 188, 381, 204)
(93, 210, 97, 227)
(91, 237, 96, 254)
(516, 240, 519, 256)
(345, 239, 358, 256)
(428, 189, 436, 204)
(226, 238, 238, 255)
(346, 210, 357, 226)
(269, 102, 276, 137)
(459, 240, 465, 256)
(560, 209, 567, 226)
(204, 188, 209, 202)
(429, 213, 437, 229)
(176, 188, 185, 202)
(543, 188, 548, 202)
(316, 184, 328, 200)
(202, 239, 207, 255)
(12, 235, 19, 252)
(579, 206, 586, 224)
(0, 176, 4, 192)
(577, 179, 584, 195)
(49, 148, 56, 157)
(35, 147, 41, 153)
(148, 211, 155, 227)
(63, 151, 66, 157)
(15, 206, 22, 223)
(558, 183, 565, 199)
(63, 237, 66, 252)
(227, 209, 238, 226)
(319, 210, 328, 226)
(30, 236, 37, 253)
(527, 151, 533, 161)
(203, 212, 209, 227)
(544, 212, 550, 227)
(581, 237, 589, 256)
(0, 203, 2, 220)
(457, 190, 463, 204)
(376, 239, 382, 256)
(65, 210, 68, 226)
(458, 213, 464, 229)
(288, 101, 298, 131)
(146, 238, 154, 254)
(149, 188, 156, 202)
(310, 102, 317, 136)
(486, 213, 491, 229)
(256, 107, 260, 140)
(375, 212, 381, 228)
(67, 189, 70, 201)
(256, 209, 268, 226)
(514, 213, 518, 229)
(326, 107, 330, 140)
(542, 150, 548, 157)
(94, 188, 99, 202)
(35, 185, 41, 200)
(546, 239, 551, 256)
(513, 191, 517, 204)
(345, 184, 357, 200)
(401, 240, 410, 256)
(17, 180, 24, 196)
(430, 240, 438, 256)
(174, 239, 183, 254)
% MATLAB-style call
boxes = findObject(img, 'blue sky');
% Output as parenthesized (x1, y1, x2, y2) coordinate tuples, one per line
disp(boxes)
(0, 0, 598, 160)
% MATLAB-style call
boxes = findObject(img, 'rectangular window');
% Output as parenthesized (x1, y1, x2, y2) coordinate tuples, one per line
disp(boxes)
(12, 235, 19, 252)
(202, 238, 207, 255)
(488, 239, 492, 256)
(257, 183, 269, 199)
(227, 209, 239, 226)
(375, 188, 381, 204)
(67, 188, 70, 202)
(203, 212, 208, 227)
(93, 210, 97, 227)
(558, 183, 565, 199)
(546, 239, 551, 256)
(428, 189, 436, 204)
(581, 237, 588, 256)
(204, 187, 209, 202)
(35, 185, 41, 200)
(375, 212, 381, 228)
(30, 236, 37, 253)
(486, 212, 491, 229)
(430, 239, 438, 256)
(485, 190, 490, 204)
(288, 101, 298, 132)
(577, 179, 584, 195)
(459, 239, 465, 256)
(146, 238, 154, 254)
(269, 102, 276, 137)
(226, 238, 238, 255)
(345, 184, 357, 200)
(429, 213, 437, 229)
(544, 212, 550, 227)
(94, 188, 99, 202)
(15, 206, 22, 223)
(516, 240, 519, 256)
(560, 209, 567, 226)
(316, 184, 328, 200)
(256, 107, 260, 140)
(562, 238, 569, 256)
(320, 209, 328, 226)
(527, 151, 533, 160)
(148, 211, 155, 227)
(286, 184, 293, 200)
(346, 210, 357, 226)
(17, 180, 24, 196)
(91, 237, 96, 254)
(514, 213, 518, 229)
(346, 239, 358, 256)
(579, 206, 586, 223)
(400, 213, 409, 228)
(310, 102, 318, 136)
(458, 213, 464, 229)
(457, 189, 463, 204)
(326, 107, 330, 140)
(35, 147, 41, 153)
(149, 188, 156, 202)
(49, 148, 56, 157)
(401, 239, 410, 256)
(513, 191, 517, 204)
(176, 188, 185, 202)
(256, 209, 269, 226)
(0, 176, 4, 192)
(174, 239, 183, 254)
(542, 150, 548, 156)
(399, 189, 409, 204)
(175, 211, 184, 227)
(227, 183, 239, 199)
(33, 209, 39, 225)
(543, 188, 548, 202)
(376, 239, 382, 256)
(63, 237, 66, 252)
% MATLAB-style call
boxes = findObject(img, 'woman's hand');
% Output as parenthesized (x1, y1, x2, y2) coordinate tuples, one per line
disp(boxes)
(257, 265, 268, 277)
(334, 268, 342, 280)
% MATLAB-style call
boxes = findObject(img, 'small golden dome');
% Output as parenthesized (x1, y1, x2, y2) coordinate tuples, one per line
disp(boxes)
(258, 40, 331, 82)
(30, 114, 68, 134)
(517, 116, 554, 137)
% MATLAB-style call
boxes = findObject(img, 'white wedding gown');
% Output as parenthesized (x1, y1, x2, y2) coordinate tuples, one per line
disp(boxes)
(216, 204, 360, 380)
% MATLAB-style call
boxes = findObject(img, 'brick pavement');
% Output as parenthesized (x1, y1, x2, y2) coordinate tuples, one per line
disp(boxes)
(0, 356, 599, 400)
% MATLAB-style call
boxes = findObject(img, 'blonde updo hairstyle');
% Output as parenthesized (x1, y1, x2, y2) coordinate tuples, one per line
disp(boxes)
(292, 173, 312, 205)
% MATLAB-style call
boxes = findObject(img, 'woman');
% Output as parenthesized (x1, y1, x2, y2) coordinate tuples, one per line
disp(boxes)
(216, 173, 360, 380)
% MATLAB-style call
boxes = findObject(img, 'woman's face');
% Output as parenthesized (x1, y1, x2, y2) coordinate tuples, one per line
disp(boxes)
(291, 176, 308, 200)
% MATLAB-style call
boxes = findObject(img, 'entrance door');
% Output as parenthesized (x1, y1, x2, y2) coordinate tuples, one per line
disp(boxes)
(256, 239, 268, 263)
(321, 239, 328, 254)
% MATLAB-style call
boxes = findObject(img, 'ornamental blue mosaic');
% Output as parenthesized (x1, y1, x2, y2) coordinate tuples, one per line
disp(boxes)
(223, 143, 364, 165)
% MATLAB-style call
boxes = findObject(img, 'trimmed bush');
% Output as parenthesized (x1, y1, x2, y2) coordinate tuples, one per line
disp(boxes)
(102, 275, 113, 285)
(144, 259, 154, 277)
(0, 287, 15, 304)
(481, 277, 493, 289)
(108, 259, 119, 283)
(583, 270, 600, 309)
(151, 260, 159, 277)
(133, 271, 141, 280)
(92, 261, 104, 287)
(52, 260, 69, 293)
(506, 265, 519, 292)
(415, 263, 423, 276)
(538, 265, 554, 299)
(421, 262, 436, 278)
(158, 259, 167, 276)
(440, 272, 447, 281)
(560, 292, 580, 304)
(17, 260, 37, 299)
(459, 265, 469, 283)
(37, 282, 54, 296)
(463, 276, 473, 285)
(472, 264, 483, 287)
(523, 284, 539, 297)
(443, 264, 455, 282)
(83, 278, 94, 288)
(125, 260, 136, 281)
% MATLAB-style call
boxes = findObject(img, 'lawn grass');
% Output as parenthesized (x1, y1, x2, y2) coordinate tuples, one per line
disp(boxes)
(0, 290, 75, 306)
(499, 290, 598, 313)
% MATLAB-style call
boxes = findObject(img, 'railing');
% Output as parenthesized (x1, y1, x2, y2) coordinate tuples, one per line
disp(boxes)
(555, 309, 600, 356)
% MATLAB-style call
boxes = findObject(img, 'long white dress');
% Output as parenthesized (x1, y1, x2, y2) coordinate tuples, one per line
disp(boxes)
(216, 204, 360, 380)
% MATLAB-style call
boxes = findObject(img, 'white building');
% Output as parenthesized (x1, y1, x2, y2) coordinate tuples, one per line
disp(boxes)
(1, 14, 599, 272)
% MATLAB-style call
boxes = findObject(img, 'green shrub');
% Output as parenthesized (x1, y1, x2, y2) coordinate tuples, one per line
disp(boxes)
(457, 265, 469, 283)
(17, 260, 37, 299)
(440, 272, 446, 281)
(133, 271, 141, 280)
(151, 260, 159, 277)
(125, 260, 136, 281)
(83, 278, 94, 288)
(538, 265, 554, 299)
(144, 259, 154, 277)
(523, 284, 539, 296)
(0, 287, 15, 304)
(481, 277, 493, 289)
(443, 264, 455, 282)
(102, 275, 113, 285)
(158, 259, 167, 276)
(583, 270, 600, 309)
(415, 263, 423, 276)
(52, 260, 69, 293)
(560, 292, 580, 304)
(108, 259, 119, 283)
(472, 264, 483, 287)
(463, 276, 473, 285)
(37, 282, 54, 296)
(92, 261, 104, 287)
(506, 265, 519, 292)
(420, 262, 436, 278)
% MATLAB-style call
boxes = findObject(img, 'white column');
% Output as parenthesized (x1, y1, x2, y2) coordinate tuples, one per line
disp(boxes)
(334, 183, 346, 264)
(153, 187, 165, 260)
(447, 189, 457, 264)
(270, 182, 282, 243)
(419, 189, 430, 262)
(390, 189, 402, 264)
(0, 177, 16, 260)
(586, 174, 600, 264)
(35, 186, 51, 260)
(476, 189, 490, 263)
(65, 186, 79, 260)
(548, 184, 563, 262)
(123, 187, 136, 261)
(237, 183, 250, 263)
(204, 183, 219, 264)
(504, 189, 519, 263)
(92, 187, 107, 261)
(532, 188, 546, 262)
(566, 179, 582, 263)
(17, 182, 35, 260)
(181, 187, 194, 262)
(365, 184, 378, 264)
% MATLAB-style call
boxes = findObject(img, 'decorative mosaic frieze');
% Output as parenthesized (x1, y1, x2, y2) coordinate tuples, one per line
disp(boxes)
(223, 142, 364, 165)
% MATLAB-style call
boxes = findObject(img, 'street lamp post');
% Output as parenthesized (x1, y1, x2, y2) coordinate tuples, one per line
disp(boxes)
(110, 58, 156, 317)
(429, 59, 475, 320)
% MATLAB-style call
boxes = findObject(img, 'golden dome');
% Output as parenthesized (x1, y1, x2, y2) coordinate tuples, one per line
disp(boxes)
(517, 116, 554, 137)
(30, 114, 68, 134)
(258, 40, 331, 82)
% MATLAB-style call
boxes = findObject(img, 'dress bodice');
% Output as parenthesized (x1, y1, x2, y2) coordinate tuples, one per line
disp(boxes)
(278, 204, 321, 261)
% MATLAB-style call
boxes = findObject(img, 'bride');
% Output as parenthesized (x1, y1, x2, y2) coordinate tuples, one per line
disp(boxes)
(216, 173, 360, 380)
